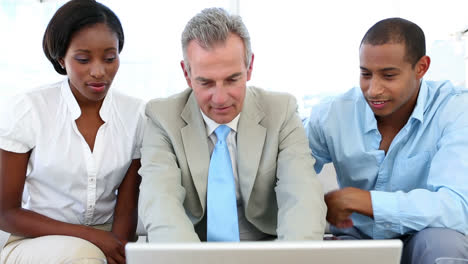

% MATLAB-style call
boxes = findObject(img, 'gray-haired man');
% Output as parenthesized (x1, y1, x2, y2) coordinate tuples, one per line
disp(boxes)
(138, 8, 326, 242)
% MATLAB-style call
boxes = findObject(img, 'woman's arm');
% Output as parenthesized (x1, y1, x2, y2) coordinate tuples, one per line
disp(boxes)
(0, 149, 126, 264)
(111, 159, 141, 243)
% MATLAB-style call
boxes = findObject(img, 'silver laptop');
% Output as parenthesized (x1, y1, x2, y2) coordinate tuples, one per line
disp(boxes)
(126, 240, 402, 264)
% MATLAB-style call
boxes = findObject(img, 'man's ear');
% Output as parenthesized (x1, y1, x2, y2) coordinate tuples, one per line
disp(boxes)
(246, 53, 254, 81)
(415, 55, 430, 79)
(180, 60, 192, 88)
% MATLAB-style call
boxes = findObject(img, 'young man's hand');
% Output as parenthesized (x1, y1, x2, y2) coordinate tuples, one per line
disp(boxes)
(324, 187, 373, 228)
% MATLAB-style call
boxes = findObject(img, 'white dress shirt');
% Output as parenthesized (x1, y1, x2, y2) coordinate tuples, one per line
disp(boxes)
(0, 79, 145, 226)
(201, 111, 268, 241)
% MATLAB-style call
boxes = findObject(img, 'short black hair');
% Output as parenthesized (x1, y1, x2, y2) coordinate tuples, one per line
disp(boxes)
(360, 17, 425, 67)
(43, 0, 124, 75)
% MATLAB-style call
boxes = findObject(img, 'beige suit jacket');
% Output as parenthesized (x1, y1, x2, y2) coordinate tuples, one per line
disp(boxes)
(139, 87, 326, 242)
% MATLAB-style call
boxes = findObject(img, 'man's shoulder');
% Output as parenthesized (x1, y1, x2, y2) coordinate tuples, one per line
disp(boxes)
(246, 86, 297, 113)
(319, 86, 363, 108)
(247, 86, 294, 101)
(308, 87, 365, 124)
(424, 80, 468, 124)
(425, 80, 468, 103)
(246, 87, 307, 130)
(145, 88, 192, 118)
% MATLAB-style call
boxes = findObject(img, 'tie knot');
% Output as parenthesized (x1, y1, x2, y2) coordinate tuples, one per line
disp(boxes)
(214, 125, 230, 142)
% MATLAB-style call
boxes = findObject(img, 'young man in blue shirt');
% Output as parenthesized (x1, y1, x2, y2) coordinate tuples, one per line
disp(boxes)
(305, 18, 468, 263)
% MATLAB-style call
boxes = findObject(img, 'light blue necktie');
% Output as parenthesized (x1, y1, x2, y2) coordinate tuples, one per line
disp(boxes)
(207, 125, 240, 242)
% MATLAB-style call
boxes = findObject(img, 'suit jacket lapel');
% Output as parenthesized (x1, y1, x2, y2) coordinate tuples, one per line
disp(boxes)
(181, 92, 210, 212)
(237, 88, 266, 205)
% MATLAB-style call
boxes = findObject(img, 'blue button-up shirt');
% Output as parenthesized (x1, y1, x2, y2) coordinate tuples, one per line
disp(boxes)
(304, 80, 468, 239)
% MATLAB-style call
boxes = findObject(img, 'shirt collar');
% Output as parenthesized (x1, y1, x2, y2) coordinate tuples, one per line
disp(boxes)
(362, 81, 429, 133)
(60, 78, 113, 122)
(200, 110, 240, 136)
(410, 80, 428, 123)
(99, 88, 113, 122)
(61, 79, 81, 120)
(362, 90, 377, 133)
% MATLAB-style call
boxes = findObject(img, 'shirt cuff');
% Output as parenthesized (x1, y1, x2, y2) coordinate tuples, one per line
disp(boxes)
(311, 151, 327, 174)
(0, 137, 31, 153)
(370, 190, 401, 234)
(132, 148, 141, 159)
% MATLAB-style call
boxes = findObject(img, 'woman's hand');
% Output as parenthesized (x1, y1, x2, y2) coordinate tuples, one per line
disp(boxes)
(88, 229, 126, 264)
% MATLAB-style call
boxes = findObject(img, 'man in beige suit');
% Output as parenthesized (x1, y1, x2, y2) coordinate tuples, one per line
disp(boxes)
(139, 7, 326, 242)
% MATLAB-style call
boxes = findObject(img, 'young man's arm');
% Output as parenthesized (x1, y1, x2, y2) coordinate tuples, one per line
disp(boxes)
(303, 102, 334, 174)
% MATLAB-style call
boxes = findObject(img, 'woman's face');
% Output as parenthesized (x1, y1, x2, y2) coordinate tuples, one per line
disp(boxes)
(59, 23, 120, 104)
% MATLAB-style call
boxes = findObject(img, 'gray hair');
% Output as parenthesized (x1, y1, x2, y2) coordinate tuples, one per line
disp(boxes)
(181, 7, 252, 75)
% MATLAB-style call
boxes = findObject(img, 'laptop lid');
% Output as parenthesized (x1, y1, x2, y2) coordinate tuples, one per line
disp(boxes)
(126, 240, 402, 264)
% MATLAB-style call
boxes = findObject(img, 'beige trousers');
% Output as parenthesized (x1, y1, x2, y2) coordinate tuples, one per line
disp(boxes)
(0, 224, 111, 264)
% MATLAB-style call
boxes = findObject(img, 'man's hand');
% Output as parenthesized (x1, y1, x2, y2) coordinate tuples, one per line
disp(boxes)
(324, 187, 373, 229)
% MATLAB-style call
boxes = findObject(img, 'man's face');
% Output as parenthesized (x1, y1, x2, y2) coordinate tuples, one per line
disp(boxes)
(181, 33, 253, 124)
(359, 43, 423, 119)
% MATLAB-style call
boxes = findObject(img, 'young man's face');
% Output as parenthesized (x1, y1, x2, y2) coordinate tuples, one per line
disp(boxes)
(359, 43, 424, 119)
(181, 33, 253, 124)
